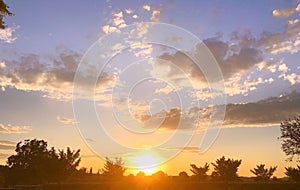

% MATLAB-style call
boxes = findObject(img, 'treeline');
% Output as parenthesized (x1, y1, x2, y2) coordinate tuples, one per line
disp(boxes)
(1, 139, 300, 187)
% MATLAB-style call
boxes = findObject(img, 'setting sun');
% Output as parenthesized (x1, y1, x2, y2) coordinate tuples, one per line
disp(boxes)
(132, 150, 162, 175)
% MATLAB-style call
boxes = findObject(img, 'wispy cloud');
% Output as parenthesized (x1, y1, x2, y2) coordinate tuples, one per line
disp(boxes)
(57, 116, 77, 125)
(0, 152, 10, 159)
(0, 123, 31, 134)
(272, 3, 299, 17)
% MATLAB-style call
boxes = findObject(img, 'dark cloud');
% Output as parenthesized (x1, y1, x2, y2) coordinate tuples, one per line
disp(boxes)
(0, 47, 116, 100)
(139, 107, 198, 130)
(137, 90, 300, 130)
(223, 90, 300, 126)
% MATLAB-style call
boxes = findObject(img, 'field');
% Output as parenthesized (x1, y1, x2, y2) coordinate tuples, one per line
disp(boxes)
(43, 182, 300, 190)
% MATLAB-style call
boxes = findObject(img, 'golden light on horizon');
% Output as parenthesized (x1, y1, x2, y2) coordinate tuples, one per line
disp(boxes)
(132, 150, 162, 175)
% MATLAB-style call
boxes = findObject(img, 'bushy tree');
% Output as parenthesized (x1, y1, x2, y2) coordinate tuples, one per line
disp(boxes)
(280, 116, 300, 161)
(101, 157, 126, 180)
(6, 139, 80, 184)
(285, 166, 300, 182)
(178, 171, 189, 180)
(190, 163, 209, 180)
(211, 156, 241, 181)
(0, 0, 13, 29)
(250, 164, 277, 181)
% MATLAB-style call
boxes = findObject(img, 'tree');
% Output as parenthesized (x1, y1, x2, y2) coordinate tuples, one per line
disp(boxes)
(285, 166, 300, 182)
(211, 156, 242, 181)
(101, 157, 126, 180)
(6, 139, 81, 184)
(280, 116, 300, 161)
(178, 171, 189, 180)
(250, 164, 277, 181)
(55, 147, 81, 182)
(190, 163, 209, 180)
(0, 0, 13, 29)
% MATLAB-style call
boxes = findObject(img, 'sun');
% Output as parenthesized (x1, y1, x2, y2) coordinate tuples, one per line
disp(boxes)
(132, 150, 162, 175)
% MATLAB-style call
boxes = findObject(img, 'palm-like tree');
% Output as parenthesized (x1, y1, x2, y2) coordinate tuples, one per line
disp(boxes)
(211, 156, 242, 181)
(190, 163, 209, 180)
(250, 164, 277, 181)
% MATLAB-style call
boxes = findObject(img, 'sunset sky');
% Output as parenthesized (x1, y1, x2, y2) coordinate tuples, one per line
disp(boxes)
(1, 0, 300, 177)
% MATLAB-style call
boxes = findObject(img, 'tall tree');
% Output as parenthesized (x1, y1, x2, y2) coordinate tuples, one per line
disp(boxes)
(0, 0, 13, 29)
(211, 156, 241, 181)
(101, 157, 126, 180)
(6, 139, 81, 184)
(250, 164, 277, 181)
(190, 163, 209, 180)
(285, 166, 300, 182)
(280, 116, 300, 161)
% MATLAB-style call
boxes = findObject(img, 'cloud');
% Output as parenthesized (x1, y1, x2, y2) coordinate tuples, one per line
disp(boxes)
(151, 10, 160, 22)
(222, 90, 300, 126)
(0, 153, 10, 159)
(102, 11, 127, 34)
(272, 8, 295, 17)
(57, 116, 77, 125)
(272, 3, 300, 18)
(133, 90, 300, 130)
(112, 12, 126, 28)
(0, 25, 19, 43)
(261, 9, 300, 55)
(154, 35, 270, 98)
(278, 63, 300, 85)
(0, 140, 16, 146)
(143, 5, 151, 11)
(0, 123, 31, 134)
(0, 48, 116, 101)
(125, 9, 133, 14)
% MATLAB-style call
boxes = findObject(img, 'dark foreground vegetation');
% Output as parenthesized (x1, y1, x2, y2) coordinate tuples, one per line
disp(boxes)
(0, 117, 299, 189)
(42, 181, 300, 190)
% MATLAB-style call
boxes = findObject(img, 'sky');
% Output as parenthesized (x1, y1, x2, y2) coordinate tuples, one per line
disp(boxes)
(0, 0, 300, 177)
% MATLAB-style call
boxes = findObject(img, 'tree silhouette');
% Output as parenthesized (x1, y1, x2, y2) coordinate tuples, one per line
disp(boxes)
(280, 116, 300, 161)
(6, 139, 80, 184)
(178, 171, 189, 180)
(250, 164, 277, 181)
(285, 166, 300, 182)
(101, 157, 126, 180)
(211, 156, 241, 181)
(0, 0, 13, 29)
(190, 163, 209, 180)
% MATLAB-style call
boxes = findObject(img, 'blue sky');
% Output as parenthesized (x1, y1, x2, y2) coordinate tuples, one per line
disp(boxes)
(0, 0, 300, 176)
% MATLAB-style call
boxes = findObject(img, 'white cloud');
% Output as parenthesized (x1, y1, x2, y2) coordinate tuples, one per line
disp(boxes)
(0, 25, 19, 43)
(0, 123, 31, 134)
(57, 116, 77, 125)
(151, 10, 160, 22)
(143, 5, 151, 11)
(278, 63, 289, 73)
(102, 25, 117, 34)
(0, 62, 6, 68)
(272, 8, 294, 17)
(280, 73, 300, 85)
(132, 14, 138, 19)
(155, 84, 174, 94)
(125, 9, 133, 14)
(113, 11, 126, 28)
(288, 19, 299, 25)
